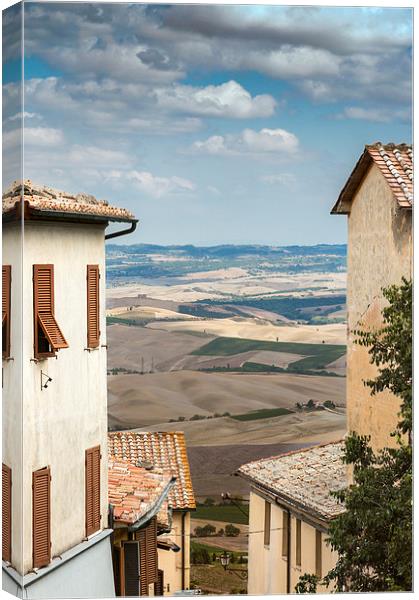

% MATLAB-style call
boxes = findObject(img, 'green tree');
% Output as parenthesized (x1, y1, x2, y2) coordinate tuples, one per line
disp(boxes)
(296, 279, 412, 593)
(225, 524, 240, 537)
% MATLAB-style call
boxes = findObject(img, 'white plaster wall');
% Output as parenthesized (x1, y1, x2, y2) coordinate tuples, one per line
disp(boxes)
(157, 511, 191, 594)
(346, 163, 412, 449)
(3, 221, 109, 574)
(2, 223, 24, 575)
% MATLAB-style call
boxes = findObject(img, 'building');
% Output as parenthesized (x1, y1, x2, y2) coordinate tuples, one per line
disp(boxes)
(239, 142, 413, 594)
(108, 431, 196, 594)
(108, 458, 175, 596)
(2, 181, 137, 598)
(331, 142, 412, 450)
(238, 442, 345, 594)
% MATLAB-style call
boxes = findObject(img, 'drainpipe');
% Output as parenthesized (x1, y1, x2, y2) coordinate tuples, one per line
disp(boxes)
(286, 509, 291, 594)
(105, 220, 138, 240)
(181, 512, 186, 590)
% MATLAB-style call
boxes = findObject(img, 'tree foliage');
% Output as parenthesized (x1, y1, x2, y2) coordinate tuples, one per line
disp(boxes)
(296, 279, 412, 593)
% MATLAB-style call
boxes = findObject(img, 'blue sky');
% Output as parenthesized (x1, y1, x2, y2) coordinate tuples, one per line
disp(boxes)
(2, 3, 412, 245)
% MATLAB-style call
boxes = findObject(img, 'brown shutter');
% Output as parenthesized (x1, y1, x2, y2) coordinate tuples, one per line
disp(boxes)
(135, 517, 158, 594)
(122, 541, 140, 596)
(281, 510, 289, 558)
(85, 446, 101, 537)
(2, 265, 11, 358)
(154, 569, 164, 596)
(264, 500, 271, 546)
(315, 530, 322, 577)
(2, 464, 12, 562)
(296, 518, 302, 567)
(32, 467, 51, 569)
(87, 265, 100, 348)
(33, 265, 68, 356)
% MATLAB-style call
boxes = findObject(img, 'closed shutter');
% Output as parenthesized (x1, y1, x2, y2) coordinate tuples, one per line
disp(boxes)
(122, 541, 140, 596)
(2, 265, 11, 358)
(33, 265, 68, 357)
(315, 530, 322, 577)
(85, 446, 101, 536)
(32, 467, 51, 569)
(154, 569, 164, 596)
(2, 464, 11, 562)
(87, 265, 100, 348)
(113, 546, 122, 596)
(135, 517, 158, 594)
(264, 501, 271, 547)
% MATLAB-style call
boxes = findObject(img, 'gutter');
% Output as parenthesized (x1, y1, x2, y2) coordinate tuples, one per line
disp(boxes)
(285, 508, 291, 594)
(127, 477, 176, 532)
(105, 220, 138, 240)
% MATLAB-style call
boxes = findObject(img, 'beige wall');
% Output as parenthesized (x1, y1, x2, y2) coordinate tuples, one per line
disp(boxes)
(157, 511, 191, 594)
(3, 221, 109, 574)
(346, 163, 412, 450)
(247, 490, 337, 595)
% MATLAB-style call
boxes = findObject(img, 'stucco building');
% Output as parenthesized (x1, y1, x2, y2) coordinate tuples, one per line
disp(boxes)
(108, 431, 196, 595)
(2, 181, 137, 598)
(239, 142, 413, 594)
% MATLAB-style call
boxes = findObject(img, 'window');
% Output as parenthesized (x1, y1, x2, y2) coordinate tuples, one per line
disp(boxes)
(2, 265, 11, 359)
(296, 518, 302, 567)
(315, 530, 322, 578)
(33, 467, 51, 569)
(87, 265, 100, 348)
(122, 541, 140, 596)
(85, 446, 101, 537)
(264, 500, 271, 547)
(33, 265, 68, 359)
(281, 510, 289, 558)
(135, 517, 158, 595)
(2, 464, 11, 562)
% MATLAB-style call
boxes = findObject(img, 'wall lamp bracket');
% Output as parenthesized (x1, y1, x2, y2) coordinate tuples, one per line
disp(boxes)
(41, 371, 53, 390)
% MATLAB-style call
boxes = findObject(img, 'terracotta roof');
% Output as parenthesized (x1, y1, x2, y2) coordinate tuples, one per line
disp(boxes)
(2, 180, 136, 222)
(108, 432, 196, 510)
(108, 458, 173, 527)
(331, 142, 413, 214)
(238, 441, 346, 522)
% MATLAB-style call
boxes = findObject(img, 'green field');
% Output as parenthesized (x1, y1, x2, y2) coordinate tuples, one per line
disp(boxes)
(194, 504, 249, 525)
(232, 407, 293, 421)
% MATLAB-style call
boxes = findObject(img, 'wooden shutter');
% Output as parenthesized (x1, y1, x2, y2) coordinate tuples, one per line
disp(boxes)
(87, 265, 100, 348)
(315, 530, 322, 577)
(296, 518, 302, 567)
(154, 569, 164, 596)
(122, 541, 140, 596)
(264, 500, 271, 546)
(33, 265, 68, 356)
(2, 266, 11, 358)
(281, 510, 289, 558)
(2, 464, 11, 562)
(85, 446, 101, 537)
(113, 546, 122, 596)
(32, 467, 51, 569)
(135, 517, 158, 595)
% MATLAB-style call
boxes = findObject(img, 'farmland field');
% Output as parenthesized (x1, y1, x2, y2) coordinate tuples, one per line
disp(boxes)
(194, 504, 249, 525)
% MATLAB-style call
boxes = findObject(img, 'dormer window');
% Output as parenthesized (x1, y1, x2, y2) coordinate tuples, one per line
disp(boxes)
(2, 265, 11, 359)
(33, 265, 68, 359)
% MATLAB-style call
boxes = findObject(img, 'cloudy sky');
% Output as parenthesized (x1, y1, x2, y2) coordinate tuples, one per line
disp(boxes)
(2, 2, 412, 245)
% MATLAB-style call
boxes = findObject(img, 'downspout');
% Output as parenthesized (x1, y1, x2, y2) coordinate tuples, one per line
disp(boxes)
(286, 509, 291, 594)
(181, 512, 186, 590)
(105, 220, 138, 240)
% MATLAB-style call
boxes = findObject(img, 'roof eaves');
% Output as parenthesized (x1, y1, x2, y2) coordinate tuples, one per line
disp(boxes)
(127, 476, 177, 532)
(330, 147, 372, 215)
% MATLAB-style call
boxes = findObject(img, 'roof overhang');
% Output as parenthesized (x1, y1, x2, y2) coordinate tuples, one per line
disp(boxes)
(331, 148, 373, 215)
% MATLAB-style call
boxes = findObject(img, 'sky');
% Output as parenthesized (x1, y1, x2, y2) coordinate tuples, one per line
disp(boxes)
(2, 2, 413, 246)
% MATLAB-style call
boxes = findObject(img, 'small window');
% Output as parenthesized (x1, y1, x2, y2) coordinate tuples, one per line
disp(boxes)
(2, 265, 11, 359)
(135, 517, 158, 595)
(2, 464, 11, 562)
(87, 265, 100, 348)
(315, 530, 322, 578)
(296, 518, 302, 566)
(281, 510, 289, 557)
(264, 500, 271, 547)
(85, 446, 101, 537)
(33, 467, 51, 569)
(33, 265, 68, 359)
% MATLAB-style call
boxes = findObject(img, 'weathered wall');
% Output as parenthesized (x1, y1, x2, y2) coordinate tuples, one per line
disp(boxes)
(346, 163, 412, 450)
(3, 221, 109, 575)
(157, 511, 191, 594)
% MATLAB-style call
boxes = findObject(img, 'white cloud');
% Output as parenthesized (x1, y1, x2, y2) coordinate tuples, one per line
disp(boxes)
(155, 80, 276, 118)
(337, 106, 410, 123)
(67, 145, 131, 166)
(261, 173, 296, 187)
(8, 111, 42, 121)
(192, 127, 299, 156)
(245, 48, 341, 79)
(125, 170, 196, 198)
(24, 127, 64, 146)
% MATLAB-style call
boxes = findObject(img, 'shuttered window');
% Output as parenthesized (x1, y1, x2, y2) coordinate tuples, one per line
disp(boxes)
(296, 518, 302, 567)
(33, 265, 68, 358)
(315, 530, 322, 578)
(264, 500, 271, 547)
(135, 517, 158, 595)
(87, 265, 100, 348)
(281, 510, 289, 558)
(122, 541, 140, 596)
(33, 467, 51, 569)
(154, 569, 164, 596)
(85, 446, 101, 537)
(2, 265, 11, 358)
(2, 464, 11, 562)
